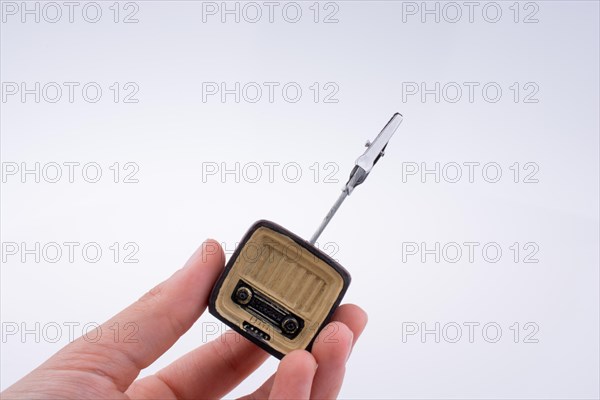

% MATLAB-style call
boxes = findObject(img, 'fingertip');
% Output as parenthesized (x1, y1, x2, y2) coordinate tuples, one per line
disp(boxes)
(338, 303, 368, 324)
(184, 239, 225, 271)
(281, 350, 317, 371)
(352, 304, 369, 329)
(170, 239, 224, 314)
(313, 322, 353, 366)
(328, 321, 354, 344)
(338, 321, 354, 345)
(201, 239, 225, 266)
(332, 304, 368, 344)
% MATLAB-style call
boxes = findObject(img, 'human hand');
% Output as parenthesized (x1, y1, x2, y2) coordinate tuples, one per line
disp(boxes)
(1, 240, 368, 399)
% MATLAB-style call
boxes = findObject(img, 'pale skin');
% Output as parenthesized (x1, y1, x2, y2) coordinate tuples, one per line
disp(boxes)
(1, 240, 368, 399)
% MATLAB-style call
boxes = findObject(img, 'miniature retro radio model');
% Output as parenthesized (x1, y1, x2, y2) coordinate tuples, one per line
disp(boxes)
(209, 113, 403, 358)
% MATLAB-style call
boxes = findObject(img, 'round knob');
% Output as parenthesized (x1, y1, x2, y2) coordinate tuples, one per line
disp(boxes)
(281, 316, 299, 334)
(235, 287, 252, 305)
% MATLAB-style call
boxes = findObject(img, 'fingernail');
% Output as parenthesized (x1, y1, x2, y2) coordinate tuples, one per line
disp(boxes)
(201, 239, 225, 264)
(183, 239, 212, 269)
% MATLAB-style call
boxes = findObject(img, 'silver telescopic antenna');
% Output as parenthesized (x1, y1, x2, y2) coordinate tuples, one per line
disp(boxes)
(308, 113, 403, 245)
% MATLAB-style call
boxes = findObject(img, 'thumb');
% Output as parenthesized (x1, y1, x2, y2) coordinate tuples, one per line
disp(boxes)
(44, 239, 225, 392)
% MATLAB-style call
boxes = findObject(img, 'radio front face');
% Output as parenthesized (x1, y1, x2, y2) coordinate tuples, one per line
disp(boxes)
(209, 221, 350, 358)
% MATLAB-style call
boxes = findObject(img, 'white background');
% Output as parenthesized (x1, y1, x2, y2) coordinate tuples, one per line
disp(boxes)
(1, 1, 599, 398)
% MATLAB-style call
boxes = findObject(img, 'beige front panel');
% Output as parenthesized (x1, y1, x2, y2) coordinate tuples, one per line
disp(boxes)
(215, 226, 344, 354)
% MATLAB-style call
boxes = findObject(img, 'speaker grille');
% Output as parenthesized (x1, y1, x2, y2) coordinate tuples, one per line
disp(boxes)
(244, 243, 326, 314)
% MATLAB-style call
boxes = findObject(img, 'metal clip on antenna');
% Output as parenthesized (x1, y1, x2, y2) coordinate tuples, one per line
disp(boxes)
(309, 113, 403, 245)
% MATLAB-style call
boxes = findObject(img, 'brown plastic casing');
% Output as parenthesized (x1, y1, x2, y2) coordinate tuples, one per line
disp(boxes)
(208, 220, 351, 359)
